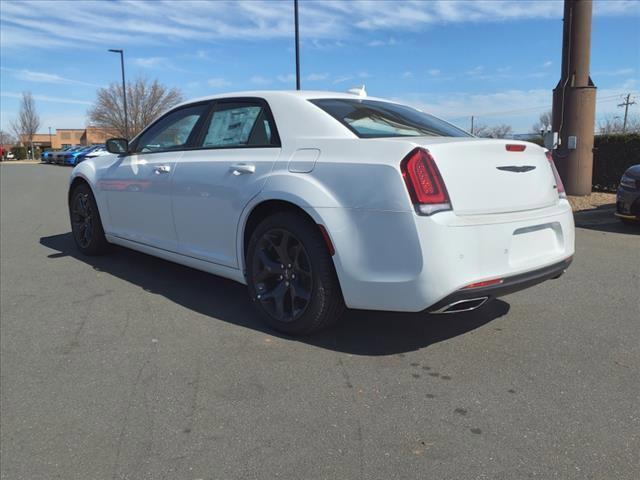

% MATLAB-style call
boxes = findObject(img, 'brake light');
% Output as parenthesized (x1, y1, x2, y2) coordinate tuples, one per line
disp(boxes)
(400, 148, 451, 215)
(545, 151, 566, 198)
(463, 278, 504, 289)
(506, 144, 526, 152)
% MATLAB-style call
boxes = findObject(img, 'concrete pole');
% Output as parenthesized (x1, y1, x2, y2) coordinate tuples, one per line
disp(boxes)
(551, 0, 597, 196)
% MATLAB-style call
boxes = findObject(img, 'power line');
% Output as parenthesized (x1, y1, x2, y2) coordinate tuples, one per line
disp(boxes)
(447, 93, 633, 121)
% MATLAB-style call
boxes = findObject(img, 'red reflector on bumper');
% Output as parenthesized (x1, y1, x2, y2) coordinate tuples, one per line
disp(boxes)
(318, 224, 335, 256)
(463, 278, 504, 289)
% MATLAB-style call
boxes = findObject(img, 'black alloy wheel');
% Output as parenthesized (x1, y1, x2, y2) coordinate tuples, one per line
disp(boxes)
(247, 212, 345, 335)
(69, 183, 109, 255)
(71, 191, 94, 249)
(251, 228, 313, 322)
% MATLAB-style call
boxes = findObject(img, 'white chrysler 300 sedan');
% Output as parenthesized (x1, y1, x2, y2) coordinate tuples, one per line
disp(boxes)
(68, 91, 575, 334)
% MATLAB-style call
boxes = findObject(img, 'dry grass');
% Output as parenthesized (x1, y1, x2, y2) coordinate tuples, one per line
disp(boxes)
(567, 192, 616, 212)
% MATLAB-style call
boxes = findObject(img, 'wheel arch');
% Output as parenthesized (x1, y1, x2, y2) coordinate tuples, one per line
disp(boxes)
(241, 198, 320, 266)
(68, 175, 92, 205)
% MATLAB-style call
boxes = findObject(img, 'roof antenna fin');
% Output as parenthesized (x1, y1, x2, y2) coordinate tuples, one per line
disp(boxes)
(347, 85, 367, 97)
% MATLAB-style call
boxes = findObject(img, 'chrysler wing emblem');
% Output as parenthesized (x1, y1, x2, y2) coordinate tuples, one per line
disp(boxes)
(496, 165, 536, 173)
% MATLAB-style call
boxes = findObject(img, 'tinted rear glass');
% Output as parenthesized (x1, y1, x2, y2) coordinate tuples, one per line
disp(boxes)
(310, 98, 470, 138)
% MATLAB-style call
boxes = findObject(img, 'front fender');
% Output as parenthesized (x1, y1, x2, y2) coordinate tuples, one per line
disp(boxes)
(69, 158, 114, 232)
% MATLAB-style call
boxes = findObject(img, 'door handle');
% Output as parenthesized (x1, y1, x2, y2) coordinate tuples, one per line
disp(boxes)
(154, 165, 171, 174)
(229, 163, 255, 175)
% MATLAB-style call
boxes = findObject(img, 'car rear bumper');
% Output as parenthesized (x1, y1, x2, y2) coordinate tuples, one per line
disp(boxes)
(319, 199, 575, 312)
(616, 186, 640, 220)
(426, 257, 572, 313)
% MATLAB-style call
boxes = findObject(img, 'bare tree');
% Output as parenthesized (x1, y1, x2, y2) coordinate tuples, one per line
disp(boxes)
(10, 92, 40, 159)
(0, 130, 16, 160)
(598, 113, 640, 134)
(0, 130, 16, 146)
(88, 78, 183, 139)
(532, 110, 552, 135)
(474, 123, 513, 139)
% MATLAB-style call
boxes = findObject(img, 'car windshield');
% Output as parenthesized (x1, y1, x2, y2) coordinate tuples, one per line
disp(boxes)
(310, 98, 470, 139)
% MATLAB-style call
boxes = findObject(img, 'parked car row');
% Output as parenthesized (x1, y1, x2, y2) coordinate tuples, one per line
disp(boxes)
(42, 145, 109, 166)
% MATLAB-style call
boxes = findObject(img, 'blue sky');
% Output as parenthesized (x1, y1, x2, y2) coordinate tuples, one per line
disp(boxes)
(1, 0, 638, 134)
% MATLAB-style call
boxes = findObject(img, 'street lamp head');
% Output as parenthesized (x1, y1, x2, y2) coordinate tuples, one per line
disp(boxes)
(108, 49, 123, 53)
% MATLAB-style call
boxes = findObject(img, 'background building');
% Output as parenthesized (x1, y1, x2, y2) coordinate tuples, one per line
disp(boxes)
(21, 126, 115, 150)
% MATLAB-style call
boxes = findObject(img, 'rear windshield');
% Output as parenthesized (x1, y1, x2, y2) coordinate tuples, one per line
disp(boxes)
(310, 98, 470, 138)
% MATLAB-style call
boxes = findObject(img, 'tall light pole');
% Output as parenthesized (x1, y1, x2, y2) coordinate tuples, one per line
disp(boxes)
(48, 127, 52, 149)
(108, 49, 129, 140)
(294, 0, 300, 90)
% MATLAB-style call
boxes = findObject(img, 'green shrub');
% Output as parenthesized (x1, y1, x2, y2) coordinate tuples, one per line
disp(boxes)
(10, 146, 27, 160)
(592, 133, 640, 191)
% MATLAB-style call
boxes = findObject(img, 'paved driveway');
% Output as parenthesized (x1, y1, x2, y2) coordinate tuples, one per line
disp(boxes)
(1, 164, 639, 479)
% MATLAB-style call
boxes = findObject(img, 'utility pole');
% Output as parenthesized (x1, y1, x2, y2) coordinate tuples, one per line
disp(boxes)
(294, 0, 301, 90)
(48, 127, 52, 149)
(618, 94, 636, 133)
(551, 0, 597, 196)
(470, 115, 474, 135)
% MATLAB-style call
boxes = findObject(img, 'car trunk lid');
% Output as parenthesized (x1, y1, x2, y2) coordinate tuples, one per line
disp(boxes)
(412, 138, 560, 216)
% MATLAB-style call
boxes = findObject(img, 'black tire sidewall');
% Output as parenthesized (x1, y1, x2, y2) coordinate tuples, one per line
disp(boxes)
(69, 184, 108, 255)
(246, 212, 343, 335)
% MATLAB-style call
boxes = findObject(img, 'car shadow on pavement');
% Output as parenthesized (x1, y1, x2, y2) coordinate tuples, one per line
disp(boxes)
(40, 232, 510, 356)
(574, 204, 640, 235)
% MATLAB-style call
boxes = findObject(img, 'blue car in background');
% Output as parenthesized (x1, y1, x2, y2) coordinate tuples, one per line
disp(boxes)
(43, 146, 72, 163)
(41, 149, 55, 162)
(63, 145, 101, 166)
(73, 145, 105, 165)
(54, 146, 84, 164)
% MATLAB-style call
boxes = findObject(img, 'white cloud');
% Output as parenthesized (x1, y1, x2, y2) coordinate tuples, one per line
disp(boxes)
(542, 60, 553, 68)
(277, 74, 296, 83)
(397, 82, 640, 132)
(366, 37, 399, 47)
(1, 91, 93, 105)
(332, 74, 354, 85)
(133, 57, 167, 68)
(428, 69, 441, 76)
(0, 67, 101, 88)
(250, 75, 271, 85)
(1, 0, 635, 51)
(306, 72, 329, 81)
(401, 71, 413, 79)
(207, 77, 230, 88)
(593, 68, 635, 76)
(466, 66, 484, 75)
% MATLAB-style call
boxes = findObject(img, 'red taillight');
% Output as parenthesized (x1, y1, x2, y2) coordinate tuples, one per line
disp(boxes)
(506, 144, 526, 152)
(400, 148, 451, 214)
(545, 150, 566, 198)
(463, 278, 504, 289)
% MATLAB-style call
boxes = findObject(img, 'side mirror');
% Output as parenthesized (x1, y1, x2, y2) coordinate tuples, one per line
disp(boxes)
(106, 138, 129, 154)
(543, 131, 558, 150)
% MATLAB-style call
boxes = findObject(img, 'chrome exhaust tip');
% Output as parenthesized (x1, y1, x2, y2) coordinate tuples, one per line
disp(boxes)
(432, 297, 489, 314)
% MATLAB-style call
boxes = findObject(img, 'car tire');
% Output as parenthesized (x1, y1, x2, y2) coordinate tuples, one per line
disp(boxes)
(69, 183, 110, 256)
(246, 211, 345, 335)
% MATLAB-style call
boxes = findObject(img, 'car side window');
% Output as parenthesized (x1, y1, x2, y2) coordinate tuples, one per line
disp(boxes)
(135, 103, 208, 153)
(201, 101, 278, 148)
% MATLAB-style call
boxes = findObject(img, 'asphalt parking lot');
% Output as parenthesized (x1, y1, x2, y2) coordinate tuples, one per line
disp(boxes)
(1, 163, 639, 480)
